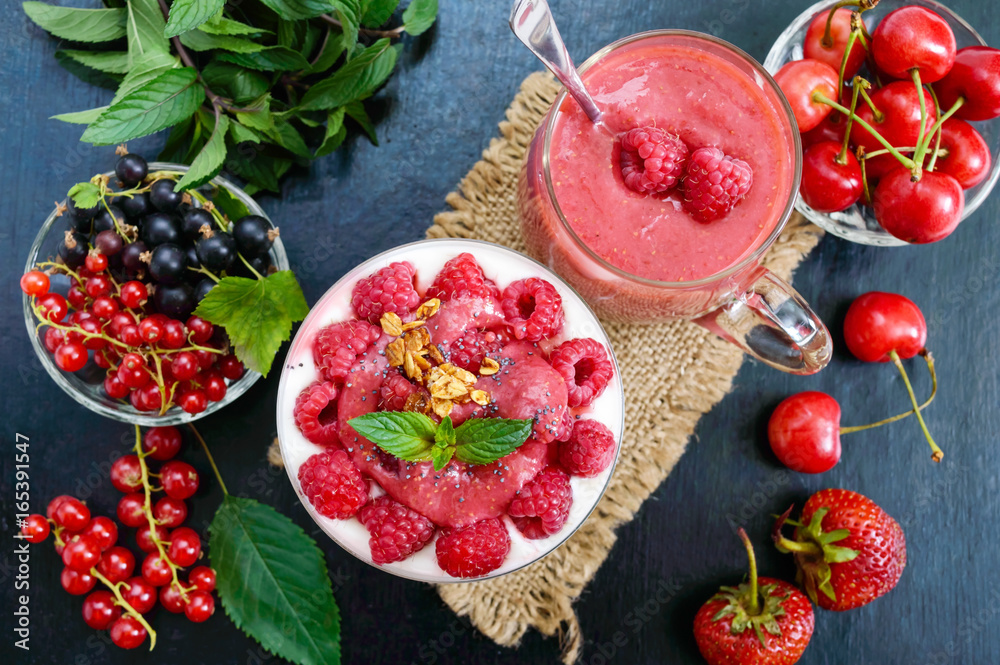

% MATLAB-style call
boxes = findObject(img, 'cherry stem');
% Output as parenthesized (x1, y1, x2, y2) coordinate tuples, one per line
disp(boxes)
(858, 148, 872, 203)
(926, 87, 945, 172)
(814, 92, 917, 170)
(840, 349, 937, 433)
(918, 97, 965, 165)
(737, 528, 760, 615)
(889, 350, 944, 462)
(911, 69, 929, 167)
(838, 78, 864, 163)
(91, 567, 158, 650)
(188, 424, 229, 496)
(836, 29, 861, 104)
(857, 84, 883, 122)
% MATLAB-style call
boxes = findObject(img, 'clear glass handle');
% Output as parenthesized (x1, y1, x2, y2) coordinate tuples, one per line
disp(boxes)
(696, 269, 832, 375)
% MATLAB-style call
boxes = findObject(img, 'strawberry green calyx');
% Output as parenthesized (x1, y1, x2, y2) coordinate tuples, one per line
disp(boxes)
(772, 505, 859, 604)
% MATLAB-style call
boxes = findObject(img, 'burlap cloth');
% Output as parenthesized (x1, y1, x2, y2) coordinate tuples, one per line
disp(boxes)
(424, 72, 824, 663)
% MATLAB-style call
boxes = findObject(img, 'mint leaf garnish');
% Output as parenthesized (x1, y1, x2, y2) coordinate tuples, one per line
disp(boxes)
(192, 271, 308, 377)
(402, 0, 438, 36)
(454, 418, 535, 465)
(67, 182, 103, 210)
(347, 412, 436, 461)
(22, 2, 126, 43)
(435, 415, 456, 448)
(163, 0, 224, 39)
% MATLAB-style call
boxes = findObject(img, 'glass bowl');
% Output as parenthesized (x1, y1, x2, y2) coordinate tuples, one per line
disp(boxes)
(764, 0, 1000, 246)
(23, 162, 288, 425)
(275, 238, 625, 583)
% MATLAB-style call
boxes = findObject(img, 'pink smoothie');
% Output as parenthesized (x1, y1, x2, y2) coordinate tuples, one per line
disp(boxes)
(548, 38, 795, 282)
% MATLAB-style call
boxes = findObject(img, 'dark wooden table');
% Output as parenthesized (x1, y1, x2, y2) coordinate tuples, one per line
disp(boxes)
(3, 1, 999, 663)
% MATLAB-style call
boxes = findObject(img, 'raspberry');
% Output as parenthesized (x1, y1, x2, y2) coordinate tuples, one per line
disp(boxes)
(297, 450, 368, 519)
(359, 496, 435, 564)
(681, 147, 754, 223)
(379, 371, 420, 411)
(351, 261, 420, 324)
(426, 253, 500, 302)
(500, 278, 563, 342)
(549, 338, 614, 407)
(293, 381, 340, 447)
(508, 466, 573, 540)
(313, 320, 383, 383)
(553, 408, 574, 442)
(435, 517, 510, 578)
(445, 329, 503, 372)
(619, 127, 689, 193)
(559, 419, 616, 478)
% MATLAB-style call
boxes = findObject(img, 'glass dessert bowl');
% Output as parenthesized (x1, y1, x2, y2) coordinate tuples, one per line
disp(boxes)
(276, 239, 624, 582)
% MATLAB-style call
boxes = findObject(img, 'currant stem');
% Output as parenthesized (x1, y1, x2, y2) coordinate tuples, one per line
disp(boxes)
(186, 188, 229, 232)
(188, 424, 229, 496)
(91, 567, 158, 650)
(737, 528, 760, 615)
(187, 265, 221, 283)
(814, 92, 916, 170)
(238, 252, 265, 280)
(889, 350, 944, 462)
(840, 349, 937, 433)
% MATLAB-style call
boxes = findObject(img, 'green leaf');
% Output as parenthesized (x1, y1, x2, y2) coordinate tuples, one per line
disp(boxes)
(299, 39, 397, 111)
(67, 182, 103, 209)
(235, 94, 274, 132)
(126, 0, 171, 68)
(202, 61, 270, 103)
(200, 14, 268, 36)
(57, 50, 129, 74)
(256, 0, 337, 20)
(193, 271, 308, 376)
(431, 445, 453, 471)
(268, 119, 311, 159)
(175, 114, 229, 190)
(158, 114, 196, 162)
(52, 107, 109, 125)
(229, 119, 262, 144)
(23, 2, 127, 42)
(179, 29, 264, 53)
(304, 30, 345, 75)
(54, 51, 123, 90)
(212, 185, 252, 221)
(82, 67, 205, 146)
(453, 418, 533, 466)
(402, 0, 437, 36)
(434, 416, 455, 448)
(228, 151, 291, 192)
(218, 46, 310, 71)
(347, 412, 436, 460)
(164, 0, 224, 38)
(209, 495, 341, 665)
(361, 0, 399, 28)
(314, 107, 346, 158)
(344, 100, 376, 144)
(112, 51, 180, 103)
(331, 0, 362, 51)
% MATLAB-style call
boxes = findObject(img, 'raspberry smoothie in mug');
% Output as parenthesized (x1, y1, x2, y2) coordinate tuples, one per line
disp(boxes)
(519, 30, 831, 374)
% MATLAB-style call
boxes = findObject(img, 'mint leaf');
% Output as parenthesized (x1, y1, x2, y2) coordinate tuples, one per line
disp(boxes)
(175, 114, 229, 190)
(127, 0, 172, 68)
(23, 3, 127, 42)
(347, 412, 437, 461)
(268, 119, 311, 159)
(211, 184, 252, 221)
(314, 107, 347, 158)
(200, 14, 268, 36)
(202, 61, 270, 103)
(52, 107, 109, 125)
(82, 67, 205, 145)
(180, 29, 265, 53)
(256, 0, 338, 21)
(402, 0, 437, 36)
(228, 120, 262, 144)
(158, 114, 196, 162)
(112, 52, 180, 103)
(344, 100, 377, 144)
(361, 0, 399, 28)
(193, 271, 308, 376)
(331, 0, 362, 51)
(235, 94, 274, 132)
(431, 445, 453, 471)
(56, 50, 129, 75)
(67, 183, 103, 210)
(164, 0, 224, 38)
(218, 46, 310, 71)
(435, 416, 456, 448)
(454, 418, 533, 466)
(305, 33, 346, 75)
(54, 51, 123, 91)
(209, 495, 341, 665)
(228, 151, 291, 192)
(299, 39, 398, 111)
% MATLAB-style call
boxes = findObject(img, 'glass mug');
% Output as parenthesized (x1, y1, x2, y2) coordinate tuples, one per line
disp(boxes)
(517, 30, 832, 375)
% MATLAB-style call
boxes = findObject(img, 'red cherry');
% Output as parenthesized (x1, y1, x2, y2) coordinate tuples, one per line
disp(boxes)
(931, 118, 992, 189)
(799, 141, 863, 213)
(872, 6, 956, 83)
(61, 566, 97, 595)
(161, 461, 200, 499)
(53, 497, 91, 531)
(121, 577, 157, 614)
(773, 58, 839, 132)
(136, 523, 170, 553)
(800, 113, 846, 149)
(62, 534, 103, 571)
(97, 546, 136, 583)
(153, 496, 188, 528)
(80, 515, 118, 551)
(167, 527, 202, 567)
(851, 82, 937, 179)
(110, 615, 147, 649)
(117, 493, 147, 528)
(82, 590, 122, 630)
(159, 583, 187, 613)
(184, 590, 215, 623)
(768, 392, 842, 473)
(20, 271, 50, 296)
(873, 168, 964, 244)
(20, 514, 50, 543)
(934, 46, 1000, 121)
(844, 292, 927, 363)
(188, 566, 216, 593)
(110, 454, 144, 493)
(143, 426, 183, 461)
(141, 552, 174, 587)
(803, 8, 866, 79)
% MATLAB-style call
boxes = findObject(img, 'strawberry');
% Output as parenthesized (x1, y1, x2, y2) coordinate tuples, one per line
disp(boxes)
(773, 488, 906, 612)
(694, 528, 814, 665)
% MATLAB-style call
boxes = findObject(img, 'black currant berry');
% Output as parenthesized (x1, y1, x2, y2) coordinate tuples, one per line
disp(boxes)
(149, 244, 187, 285)
(182, 208, 215, 240)
(121, 241, 149, 273)
(66, 197, 98, 224)
(94, 206, 126, 234)
(233, 253, 271, 278)
(154, 282, 195, 319)
(196, 233, 237, 273)
(122, 192, 153, 219)
(59, 232, 89, 269)
(95, 229, 123, 256)
(185, 245, 201, 270)
(233, 215, 274, 257)
(141, 213, 181, 247)
(149, 179, 182, 213)
(194, 278, 216, 303)
(115, 154, 148, 187)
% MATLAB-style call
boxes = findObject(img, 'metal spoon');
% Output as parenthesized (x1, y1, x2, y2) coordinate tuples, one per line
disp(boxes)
(509, 0, 603, 124)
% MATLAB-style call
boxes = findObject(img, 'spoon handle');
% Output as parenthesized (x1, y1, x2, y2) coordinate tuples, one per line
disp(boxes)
(509, 0, 602, 124)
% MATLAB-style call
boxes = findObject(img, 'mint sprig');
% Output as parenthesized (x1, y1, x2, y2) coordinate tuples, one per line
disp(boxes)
(348, 413, 533, 471)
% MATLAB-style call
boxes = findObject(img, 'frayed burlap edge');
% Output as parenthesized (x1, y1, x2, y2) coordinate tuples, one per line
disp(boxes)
(426, 72, 823, 663)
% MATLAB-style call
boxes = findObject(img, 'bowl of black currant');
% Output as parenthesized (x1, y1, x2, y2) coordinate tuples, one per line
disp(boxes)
(21, 154, 288, 425)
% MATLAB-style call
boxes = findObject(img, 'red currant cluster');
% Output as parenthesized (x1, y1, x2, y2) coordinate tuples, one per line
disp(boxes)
(19, 426, 217, 650)
(775, 3, 999, 243)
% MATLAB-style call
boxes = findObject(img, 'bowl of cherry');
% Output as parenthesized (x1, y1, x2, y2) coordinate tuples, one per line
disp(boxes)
(765, 0, 1000, 246)
(21, 155, 287, 425)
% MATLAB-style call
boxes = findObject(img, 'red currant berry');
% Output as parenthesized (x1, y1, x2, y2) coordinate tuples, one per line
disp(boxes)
(768, 392, 842, 474)
(62, 534, 102, 571)
(203, 372, 227, 402)
(104, 372, 130, 399)
(110, 454, 143, 493)
(97, 546, 135, 583)
(160, 583, 187, 613)
(91, 296, 119, 320)
(54, 341, 88, 372)
(138, 317, 164, 344)
(143, 426, 182, 461)
(192, 349, 217, 370)
(178, 389, 208, 414)
(85, 274, 112, 299)
(120, 324, 142, 347)
(167, 527, 202, 567)
(78, 317, 106, 351)
(121, 577, 157, 614)
(53, 497, 91, 531)
(188, 566, 216, 593)
(135, 381, 166, 412)
(161, 461, 200, 500)
(82, 590, 122, 630)
(110, 615, 147, 649)
(85, 251, 109, 273)
(218, 354, 245, 381)
(141, 552, 174, 587)
(67, 284, 88, 310)
(46, 495, 74, 520)
(160, 319, 187, 349)
(184, 590, 215, 623)
(116, 493, 147, 528)
(61, 566, 97, 595)
(136, 522, 170, 553)
(37, 293, 69, 323)
(170, 352, 200, 381)
(185, 316, 213, 344)
(20, 514, 50, 543)
(20, 271, 50, 296)
(153, 496, 188, 528)
(43, 327, 65, 353)
(95, 350, 113, 371)
(119, 281, 148, 309)
(80, 515, 118, 551)
(118, 353, 150, 389)
(843, 291, 927, 362)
